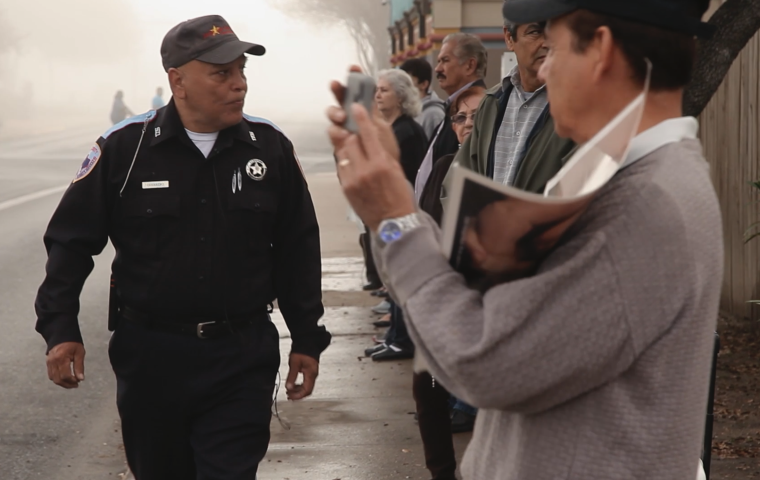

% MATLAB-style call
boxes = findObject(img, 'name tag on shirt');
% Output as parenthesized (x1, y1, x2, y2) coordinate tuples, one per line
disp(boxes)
(142, 181, 169, 189)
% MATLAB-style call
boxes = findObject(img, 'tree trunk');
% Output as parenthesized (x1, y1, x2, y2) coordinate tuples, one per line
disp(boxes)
(684, 0, 760, 116)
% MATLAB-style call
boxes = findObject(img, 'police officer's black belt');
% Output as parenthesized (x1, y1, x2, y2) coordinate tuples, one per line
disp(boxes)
(120, 306, 268, 339)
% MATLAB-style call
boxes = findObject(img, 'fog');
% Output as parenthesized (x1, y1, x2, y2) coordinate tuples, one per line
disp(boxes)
(0, 0, 360, 152)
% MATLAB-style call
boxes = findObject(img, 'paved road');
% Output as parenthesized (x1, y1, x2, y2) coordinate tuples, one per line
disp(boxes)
(0, 121, 469, 479)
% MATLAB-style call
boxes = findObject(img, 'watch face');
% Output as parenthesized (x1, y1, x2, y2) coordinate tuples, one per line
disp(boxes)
(379, 221, 403, 244)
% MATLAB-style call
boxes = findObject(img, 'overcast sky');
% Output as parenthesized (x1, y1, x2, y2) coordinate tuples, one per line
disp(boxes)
(2, 0, 358, 126)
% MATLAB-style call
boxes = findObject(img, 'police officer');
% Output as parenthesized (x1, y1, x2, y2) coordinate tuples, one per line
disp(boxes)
(34, 15, 330, 480)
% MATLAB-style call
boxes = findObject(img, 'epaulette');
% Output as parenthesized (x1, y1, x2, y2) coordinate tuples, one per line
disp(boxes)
(243, 114, 287, 137)
(103, 111, 158, 139)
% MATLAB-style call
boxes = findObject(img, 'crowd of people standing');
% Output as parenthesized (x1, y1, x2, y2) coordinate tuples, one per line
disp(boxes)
(358, 32, 501, 479)
(339, 0, 721, 478)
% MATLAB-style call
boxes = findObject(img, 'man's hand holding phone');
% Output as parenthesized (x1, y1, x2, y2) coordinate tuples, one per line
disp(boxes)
(327, 67, 415, 232)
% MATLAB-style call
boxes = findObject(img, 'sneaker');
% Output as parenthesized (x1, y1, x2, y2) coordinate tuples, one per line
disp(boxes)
(450, 410, 476, 434)
(364, 343, 387, 357)
(371, 344, 414, 362)
(371, 300, 391, 315)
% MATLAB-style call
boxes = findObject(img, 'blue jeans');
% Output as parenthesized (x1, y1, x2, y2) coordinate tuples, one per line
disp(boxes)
(384, 300, 414, 351)
(450, 396, 477, 416)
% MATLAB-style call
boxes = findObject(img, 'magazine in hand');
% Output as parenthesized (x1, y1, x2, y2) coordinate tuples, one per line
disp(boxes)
(441, 71, 650, 283)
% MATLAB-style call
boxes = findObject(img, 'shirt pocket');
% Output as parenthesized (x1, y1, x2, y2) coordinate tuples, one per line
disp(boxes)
(227, 190, 278, 250)
(119, 193, 182, 259)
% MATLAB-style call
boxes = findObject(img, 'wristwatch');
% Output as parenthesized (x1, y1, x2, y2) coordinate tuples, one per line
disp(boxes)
(376, 213, 422, 246)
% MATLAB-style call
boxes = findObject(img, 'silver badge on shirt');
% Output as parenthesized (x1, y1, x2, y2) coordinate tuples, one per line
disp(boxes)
(246, 159, 267, 181)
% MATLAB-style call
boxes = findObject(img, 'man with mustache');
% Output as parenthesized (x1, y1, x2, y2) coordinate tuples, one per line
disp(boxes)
(413, 33, 488, 202)
(34, 14, 330, 479)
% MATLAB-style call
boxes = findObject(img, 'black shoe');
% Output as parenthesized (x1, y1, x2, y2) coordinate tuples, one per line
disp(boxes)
(365, 343, 387, 357)
(450, 410, 476, 434)
(363, 281, 382, 291)
(372, 320, 391, 328)
(371, 289, 389, 298)
(371, 344, 414, 362)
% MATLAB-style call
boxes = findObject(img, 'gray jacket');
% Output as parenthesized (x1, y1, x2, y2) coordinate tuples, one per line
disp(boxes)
(373, 139, 723, 479)
(415, 91, 446, 142)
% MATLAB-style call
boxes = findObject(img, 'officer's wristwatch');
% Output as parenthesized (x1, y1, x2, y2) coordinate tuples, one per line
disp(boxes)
(376, 213, 422, 246)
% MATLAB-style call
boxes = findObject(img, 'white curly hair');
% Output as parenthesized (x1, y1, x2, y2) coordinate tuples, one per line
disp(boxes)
(377, 68, 423, 118)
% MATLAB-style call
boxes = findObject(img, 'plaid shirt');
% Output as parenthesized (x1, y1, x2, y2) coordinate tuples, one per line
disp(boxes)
(492, 66, 548, 186)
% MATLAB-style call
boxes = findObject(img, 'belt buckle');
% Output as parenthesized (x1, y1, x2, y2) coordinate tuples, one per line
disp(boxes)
(196, 321, 215, 339)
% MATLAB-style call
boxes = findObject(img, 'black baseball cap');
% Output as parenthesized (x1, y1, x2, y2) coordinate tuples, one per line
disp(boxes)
(503, 0, 715, 39)
(161, 15, 266, 72)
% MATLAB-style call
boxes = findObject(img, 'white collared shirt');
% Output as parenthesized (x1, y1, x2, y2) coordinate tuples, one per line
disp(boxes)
(623, 117, 699, 168)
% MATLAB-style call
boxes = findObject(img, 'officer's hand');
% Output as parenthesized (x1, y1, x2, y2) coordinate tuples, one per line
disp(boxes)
(285, 353, 319, 401)
(47, 342, 85, 389)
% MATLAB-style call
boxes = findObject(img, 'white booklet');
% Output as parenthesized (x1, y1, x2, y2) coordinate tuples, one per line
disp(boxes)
(441, 70, 649, 284)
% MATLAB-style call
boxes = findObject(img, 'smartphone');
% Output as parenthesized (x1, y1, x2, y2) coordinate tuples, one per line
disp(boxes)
(343, 72, 376, 133)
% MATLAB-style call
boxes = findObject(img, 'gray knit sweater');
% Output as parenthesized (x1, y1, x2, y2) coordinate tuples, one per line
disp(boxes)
(374, 139, 723, 479)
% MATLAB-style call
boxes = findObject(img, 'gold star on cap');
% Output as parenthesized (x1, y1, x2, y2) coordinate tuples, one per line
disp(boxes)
(209, 25, 220, 36)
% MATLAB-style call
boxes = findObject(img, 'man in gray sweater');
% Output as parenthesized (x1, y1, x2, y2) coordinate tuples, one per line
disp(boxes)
(326, 0, 722, 478)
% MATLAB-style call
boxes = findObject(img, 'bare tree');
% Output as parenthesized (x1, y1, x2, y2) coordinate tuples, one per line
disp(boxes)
(684, 0, 760, 116)
(266, 0, 389, 76)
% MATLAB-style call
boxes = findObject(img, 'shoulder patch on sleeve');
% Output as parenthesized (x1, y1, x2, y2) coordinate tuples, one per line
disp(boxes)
(103, 111, 157, 139)
(73, 143, 102, 183)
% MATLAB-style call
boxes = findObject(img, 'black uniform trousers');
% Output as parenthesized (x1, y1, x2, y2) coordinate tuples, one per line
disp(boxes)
(109, 316, 280, 480)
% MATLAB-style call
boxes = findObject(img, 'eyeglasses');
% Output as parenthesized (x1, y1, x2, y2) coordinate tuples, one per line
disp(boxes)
(451, 112, 477, 125)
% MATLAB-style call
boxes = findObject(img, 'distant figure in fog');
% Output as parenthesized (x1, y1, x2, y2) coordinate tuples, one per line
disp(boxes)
(110, 90, 134, 125)
(152, 87, 165, 110)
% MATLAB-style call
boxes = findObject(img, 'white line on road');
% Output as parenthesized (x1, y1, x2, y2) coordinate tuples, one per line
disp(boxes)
(0, 185, 68, 212)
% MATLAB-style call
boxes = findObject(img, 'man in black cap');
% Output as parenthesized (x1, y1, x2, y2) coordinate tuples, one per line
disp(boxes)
(35, 14, 330, 479)
(325, 0, 723, 478)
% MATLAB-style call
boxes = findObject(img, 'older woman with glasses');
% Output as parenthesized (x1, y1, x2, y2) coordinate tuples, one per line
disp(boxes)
(418, 85, 487, 223)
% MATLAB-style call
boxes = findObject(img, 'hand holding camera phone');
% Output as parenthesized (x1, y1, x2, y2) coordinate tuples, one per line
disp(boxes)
(342, 72, 376, 134)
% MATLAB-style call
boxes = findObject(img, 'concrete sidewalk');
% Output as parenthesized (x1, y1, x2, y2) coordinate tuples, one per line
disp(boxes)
(257, 173, 471, 480)
(261, 265, 471, 480)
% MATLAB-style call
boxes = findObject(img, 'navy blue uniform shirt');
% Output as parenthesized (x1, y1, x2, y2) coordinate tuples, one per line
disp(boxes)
(35, 99, 331, 360)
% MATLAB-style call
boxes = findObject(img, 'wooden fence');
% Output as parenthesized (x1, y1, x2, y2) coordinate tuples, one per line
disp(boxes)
(699, 29, 760, 320)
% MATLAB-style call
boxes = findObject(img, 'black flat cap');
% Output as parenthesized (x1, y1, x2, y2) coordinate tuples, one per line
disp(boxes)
(503, 0, 715, 39)
(161, 15, 266, 72)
